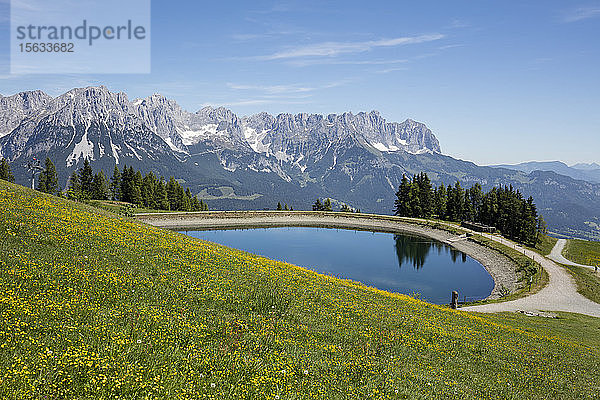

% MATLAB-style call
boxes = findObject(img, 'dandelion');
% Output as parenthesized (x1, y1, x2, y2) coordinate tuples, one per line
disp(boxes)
(210, 383, 216, 388)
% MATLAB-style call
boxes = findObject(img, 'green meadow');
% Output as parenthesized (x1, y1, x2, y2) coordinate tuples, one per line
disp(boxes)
(1, 180, 599, 399)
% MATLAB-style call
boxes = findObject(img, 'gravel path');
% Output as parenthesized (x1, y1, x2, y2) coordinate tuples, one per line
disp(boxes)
(548, 239, 597, 270)
(461, 235, 600, 317)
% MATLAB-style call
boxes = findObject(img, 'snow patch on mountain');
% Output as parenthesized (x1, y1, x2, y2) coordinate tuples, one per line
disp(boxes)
(178, 124, 219, 145)
(124, 143, 142, 161)
(243, 126, 270, 153)
(163, 137, 183, 153)
(371, 142, 401, 152)
(66, 129, 94, 167)
(407, 148, 434, 155)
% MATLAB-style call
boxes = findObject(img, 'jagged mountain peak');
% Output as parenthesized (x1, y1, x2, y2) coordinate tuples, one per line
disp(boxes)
(0, 86, 442, 165)
(1, 86, 598, 240)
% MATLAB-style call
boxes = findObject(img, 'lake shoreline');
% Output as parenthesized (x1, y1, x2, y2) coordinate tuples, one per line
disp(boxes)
(136, 211, 519, 300)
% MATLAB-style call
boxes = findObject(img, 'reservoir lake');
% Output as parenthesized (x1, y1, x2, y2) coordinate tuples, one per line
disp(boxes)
(181, 227, 494, 304)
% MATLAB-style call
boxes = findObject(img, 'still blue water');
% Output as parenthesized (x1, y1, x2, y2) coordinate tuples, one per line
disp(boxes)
(181, 227, 494, 304)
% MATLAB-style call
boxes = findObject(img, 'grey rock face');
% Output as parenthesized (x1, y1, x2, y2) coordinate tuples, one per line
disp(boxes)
(0, 90, 52, 138)
(0, 86, 441, 165)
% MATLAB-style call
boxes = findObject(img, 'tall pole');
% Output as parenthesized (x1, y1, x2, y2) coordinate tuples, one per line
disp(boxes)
(25, 158, 44, 190)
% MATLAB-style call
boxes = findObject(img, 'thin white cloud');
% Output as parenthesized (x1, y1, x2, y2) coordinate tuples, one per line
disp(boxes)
(227, 83, 314, 94)
(564, 7, 600, 22)
(201, 99, 311, 107)
(230, 29, 300, 42)
(226, 80, 351, 95)
(375, 67, 408, 74)
(438, 44, 464, 50)
(288, 58, 409, 67)
(258, 34, 445, 60)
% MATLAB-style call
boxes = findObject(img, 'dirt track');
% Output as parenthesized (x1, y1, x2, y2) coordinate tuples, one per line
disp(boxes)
(461, 236, 600, 317)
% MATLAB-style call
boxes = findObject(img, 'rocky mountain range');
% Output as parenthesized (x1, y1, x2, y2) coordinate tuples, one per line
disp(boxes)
(1, 86, 599, 240)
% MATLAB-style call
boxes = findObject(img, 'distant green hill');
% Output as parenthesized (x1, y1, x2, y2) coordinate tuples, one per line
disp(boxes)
(1, 179, 599, 399)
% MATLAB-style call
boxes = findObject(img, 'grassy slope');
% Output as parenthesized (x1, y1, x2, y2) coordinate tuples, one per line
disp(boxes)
(563, 265, 600, 304)
(564, 239, 600, 265)
(87, 200, 178, 215)
(561, 239, 600, 304)
(535, 234, 558, 256)
(1, 180, 600, 399)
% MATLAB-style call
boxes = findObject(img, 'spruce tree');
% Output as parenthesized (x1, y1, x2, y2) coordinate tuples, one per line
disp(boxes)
(0, 158, 15, 183)
(37, 157, 59, 194)
(277, 202, 282, 210)
(178, 186, 190, 211)
(130, 171, 143, 205)
(394, 175, 412, 216)
(67, 171, 82, 200)
(199, 199, 209, 211)
(141, 172, 157, 208)
(407, 178, 422, 218)
(467, 183, 484, 222)
(323, 198, 332, 211)
(433, 184, 447, 218)
(166, 177, 178, 210)
(91, 170, 109, 200)
(120, 166, 131, 202)
(79, 159, 94, 199)
(536, 215, 547, 243)
(191, 196, 201, 211)
(155, 178, 170, 210)
(312, 198, 323, 211)
(416, 172, 433, 218)
(111, 166, 122, 201)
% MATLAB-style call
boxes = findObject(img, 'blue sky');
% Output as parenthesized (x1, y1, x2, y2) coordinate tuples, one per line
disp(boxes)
(1, 0, 599, 165)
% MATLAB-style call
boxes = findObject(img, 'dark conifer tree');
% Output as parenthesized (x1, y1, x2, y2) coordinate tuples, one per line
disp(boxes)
(0, 158, 15, 183)
(433, 184, 447, 218)
(67, 171, 82, 200)
(312, 198, 323, 211)
(141, 172, 157, 208)
(38, 157, 59, 195)
(110, 166, 121, 201)
(416, 172, 433, 218)
(394, 175, 412, 216)
(155, 177, 170, 210)
(127, 171, 142, 205)
(91, 170, 110, 200)
(191, 196, 201, 211)
(407, 178, 422, 218)
(79, 159, 94, 199)
(166, 177, 178, 210)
